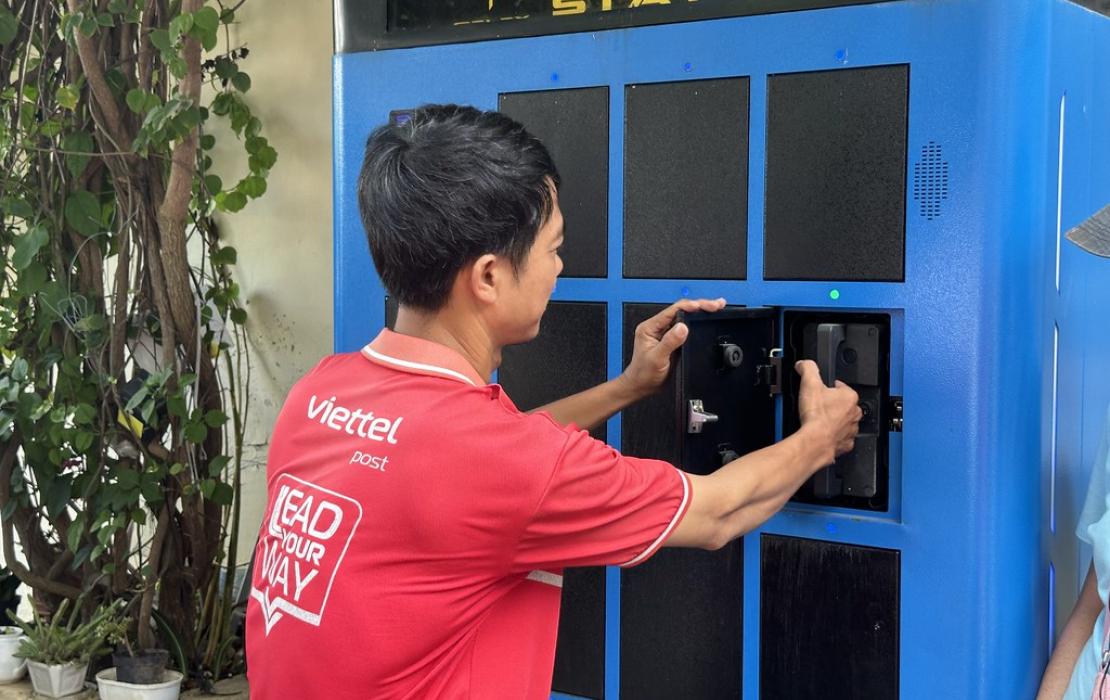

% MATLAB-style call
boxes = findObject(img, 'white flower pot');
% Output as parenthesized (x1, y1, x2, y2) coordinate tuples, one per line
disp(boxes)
(26, 659, 88, 698)
(0, 626, 26, 683)
(96, 668, 183, 700)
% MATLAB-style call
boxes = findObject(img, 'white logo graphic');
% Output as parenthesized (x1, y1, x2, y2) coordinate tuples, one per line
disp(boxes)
(306, 394, 403, 444)
(250, 474, 362, 635)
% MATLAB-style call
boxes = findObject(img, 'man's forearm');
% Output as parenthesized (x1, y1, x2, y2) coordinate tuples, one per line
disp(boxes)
(530, 375, 644, 432)
(671, 425, 833, 549)
(712, 425, 832, 539)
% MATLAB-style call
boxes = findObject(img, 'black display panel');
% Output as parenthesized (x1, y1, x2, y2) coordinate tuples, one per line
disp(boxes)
(624, 78, 749, 280)
(498, 301, 607, 441)
(619, 305, 747, 699)
(500, 88, 609, 278)
(620, 303, 679, 464)
(336, 0, 886, 53)
(764, 64, 908, 282)
(760, 536, 900, 699)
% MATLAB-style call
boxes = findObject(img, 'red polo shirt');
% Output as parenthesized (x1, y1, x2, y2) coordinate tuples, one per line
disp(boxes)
(245, 330, 691, 699)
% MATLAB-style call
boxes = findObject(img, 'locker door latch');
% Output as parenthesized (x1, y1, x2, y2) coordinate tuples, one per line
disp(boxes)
(756, 348, 784, 396)
(688, 399, 718, 434)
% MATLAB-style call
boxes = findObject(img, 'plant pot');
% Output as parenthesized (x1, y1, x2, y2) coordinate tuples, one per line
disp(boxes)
(96, 668, 182, 700)
(112, 649, 169, 685)
(26, 659, 88, 698)
(0, 626, 26, 683)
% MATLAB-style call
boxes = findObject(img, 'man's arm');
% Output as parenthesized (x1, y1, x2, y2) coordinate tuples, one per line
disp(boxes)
(531, 298, 726, 431)
(1038, 563, 1101, 700)
(666, 361, 862, 550)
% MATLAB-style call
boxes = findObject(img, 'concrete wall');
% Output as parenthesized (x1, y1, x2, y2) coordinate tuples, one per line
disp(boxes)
(212, 1, 334, 566)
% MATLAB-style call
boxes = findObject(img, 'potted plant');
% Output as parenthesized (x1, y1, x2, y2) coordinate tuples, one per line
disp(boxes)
(0, 626, 25, 684)
(0, 568, 24, 683)
(11, 599, 119, 698)
(94, 615, 182, 700)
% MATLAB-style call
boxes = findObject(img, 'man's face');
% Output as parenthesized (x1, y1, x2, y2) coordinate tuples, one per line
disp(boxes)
(500, 192, 565, 345)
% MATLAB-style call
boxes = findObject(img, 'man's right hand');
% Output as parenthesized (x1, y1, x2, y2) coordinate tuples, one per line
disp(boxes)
(795, 360, 863, 462)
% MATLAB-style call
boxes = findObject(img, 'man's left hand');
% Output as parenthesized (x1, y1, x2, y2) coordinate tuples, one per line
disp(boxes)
(617, 298, 727, 400)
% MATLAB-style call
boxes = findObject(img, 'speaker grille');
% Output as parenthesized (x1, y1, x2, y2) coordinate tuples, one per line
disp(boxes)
(913, 141, 949, 220)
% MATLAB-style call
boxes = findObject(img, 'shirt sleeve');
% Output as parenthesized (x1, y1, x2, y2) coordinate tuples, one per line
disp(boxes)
(511, 428, 691, 572)
(1076, 406, 1110, 546)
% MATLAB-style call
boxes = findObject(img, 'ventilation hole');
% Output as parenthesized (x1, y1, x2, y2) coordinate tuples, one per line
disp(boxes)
(912, 141, 949, 221)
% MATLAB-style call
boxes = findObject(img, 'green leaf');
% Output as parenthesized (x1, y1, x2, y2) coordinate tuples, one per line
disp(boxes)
(123, 385, 148, 413)
(200, 134, 216, 150)
(149, 28, 173, 52)
(252, 145, 278, 171)
(239, 175, 267, 198)
(213, 58, 236, 81)
(11, 358, 29, 382)
(203, 174, 223, 193)
(67, 513, 86, 553)
(13, 224, 49, 271)
(183, 422, 207, 443)
(168, 463, 185, 476)
(56, 85, 80, 110)
(0, 6, 18, 45)
(39, 119, 63, 137)
(216, 191, 247, 213)
(229, 307, 247, 325)
(72, 403, 97, 424)
(62, 131, 94, 178)
(45, 478, 71, 518)
(130, 508, 146, 525)
(168, 56, 187, 79)
(78, 14, 98, 37)
(73, 430, 94, 452)
(126, 88, 155, 114)
(211, 246, 237, 266)
(108, 0, 129, 12)
(116, 469, 139, 490)
(231, 72, 251, 93)
(96, 12, 115, 27)
(2, 197, 34, 219)
(201, 28, 218, 51)
(64, 190, 101, 235)
(210, 482, 234, 506)
(207, 455, 230, 477)
(192, 7, 220, 34)
(140, 478, 162, 505)
(204, 410, 228, 428)
(167, 394, 187, 418)
(199, 479, 215, 499)
(105, 69, 128, 96)
(169, 13, 193, 38)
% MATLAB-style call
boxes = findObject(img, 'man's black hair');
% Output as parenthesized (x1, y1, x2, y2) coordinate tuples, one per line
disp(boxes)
(357, 104, 561, 311)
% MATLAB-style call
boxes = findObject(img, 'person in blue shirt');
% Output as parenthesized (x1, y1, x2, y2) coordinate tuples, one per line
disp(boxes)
(1038, 203, 1110, 700)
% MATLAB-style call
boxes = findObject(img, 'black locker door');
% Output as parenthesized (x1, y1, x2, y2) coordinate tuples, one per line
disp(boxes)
(619, 307, 776, 699)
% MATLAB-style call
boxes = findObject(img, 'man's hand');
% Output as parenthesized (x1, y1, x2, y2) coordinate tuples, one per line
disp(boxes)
(617, 298, 727, 401)
(795, 360, 863, 462)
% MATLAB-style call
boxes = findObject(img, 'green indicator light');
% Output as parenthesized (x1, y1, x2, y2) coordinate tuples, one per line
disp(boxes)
(829, 289, 841, 300)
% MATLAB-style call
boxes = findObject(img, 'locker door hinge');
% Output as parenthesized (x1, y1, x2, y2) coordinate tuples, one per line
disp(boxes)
(757, 348, 783, 396)
(888, 396, 903, 432)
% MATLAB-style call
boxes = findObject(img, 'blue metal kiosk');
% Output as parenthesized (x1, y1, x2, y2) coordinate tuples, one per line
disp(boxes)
(332, 1, 1110, 697)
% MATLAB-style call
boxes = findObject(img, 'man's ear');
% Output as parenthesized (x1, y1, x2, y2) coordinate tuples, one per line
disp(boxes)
(467, 253, 502, 305)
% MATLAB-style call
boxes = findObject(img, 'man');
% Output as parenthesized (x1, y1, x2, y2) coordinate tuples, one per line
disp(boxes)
(1037, 202, 1110, 700)
(245, 104, 862, 699)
